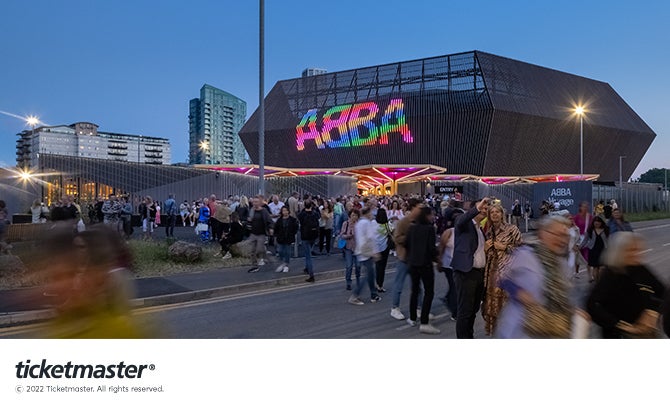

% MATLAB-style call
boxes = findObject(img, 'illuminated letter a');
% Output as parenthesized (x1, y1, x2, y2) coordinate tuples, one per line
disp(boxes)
(296, 109, 324, 150)
(379, 98, 413, 144)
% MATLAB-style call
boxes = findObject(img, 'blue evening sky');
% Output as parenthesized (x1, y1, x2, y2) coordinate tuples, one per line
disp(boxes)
(1, 0, 668, 179)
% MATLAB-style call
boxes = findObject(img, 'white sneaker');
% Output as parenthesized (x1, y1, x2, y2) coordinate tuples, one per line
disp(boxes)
(419, 324, 441, 335)
(390, 308, 405, 320)
(416, 310, 435, 320)
(258, 259, 265, 266)
(222, 252, 232, 260)
(348, 296, 364, 306)
(275, 263, 285, 273)
(406, 318, 417, 327)
(282, 266, 289, 273)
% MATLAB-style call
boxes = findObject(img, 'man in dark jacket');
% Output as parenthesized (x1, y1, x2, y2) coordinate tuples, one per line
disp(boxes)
(452, 197, 490, 338)
(298, 200, 320, 282)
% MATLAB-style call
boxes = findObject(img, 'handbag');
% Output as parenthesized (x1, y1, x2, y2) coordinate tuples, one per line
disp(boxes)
(195, 222, 209, 233)
(523, 303, 571, 338)
(386, 225, 395, 250)
(337, 238, 347, 249)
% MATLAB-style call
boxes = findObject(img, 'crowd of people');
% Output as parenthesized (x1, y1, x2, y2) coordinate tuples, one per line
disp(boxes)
(3, 189, 669, 339)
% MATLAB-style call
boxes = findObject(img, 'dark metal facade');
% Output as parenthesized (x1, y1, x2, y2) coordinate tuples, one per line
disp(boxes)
(240, 51, 655, 181)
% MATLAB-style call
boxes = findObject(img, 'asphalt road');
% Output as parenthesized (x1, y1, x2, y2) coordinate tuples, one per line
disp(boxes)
(137, 220, 670, 338)
(3, 220, 670, 339)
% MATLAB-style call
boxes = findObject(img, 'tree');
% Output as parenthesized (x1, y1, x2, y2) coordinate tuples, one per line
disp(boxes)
(638, 168, 669, 185)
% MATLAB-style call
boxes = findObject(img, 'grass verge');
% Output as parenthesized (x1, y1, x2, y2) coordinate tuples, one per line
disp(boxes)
(129, 239, 250, 277)
(626, 212, 670, 222)
(1, 239, 251, 290)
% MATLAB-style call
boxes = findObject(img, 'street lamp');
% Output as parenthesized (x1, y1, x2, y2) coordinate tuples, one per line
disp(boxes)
(199, 140, 209, 164)
(26, 116, 41, 200)
(574, 106, 585, 179)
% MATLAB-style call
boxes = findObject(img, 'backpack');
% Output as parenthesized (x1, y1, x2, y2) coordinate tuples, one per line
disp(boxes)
(301, 209, 320, 240)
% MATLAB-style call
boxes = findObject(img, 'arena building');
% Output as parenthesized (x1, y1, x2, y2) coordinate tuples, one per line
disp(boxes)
(238, 50, 655, 193)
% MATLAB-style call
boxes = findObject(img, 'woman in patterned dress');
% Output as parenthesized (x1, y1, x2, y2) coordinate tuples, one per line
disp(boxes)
(482, 202, 522, 336)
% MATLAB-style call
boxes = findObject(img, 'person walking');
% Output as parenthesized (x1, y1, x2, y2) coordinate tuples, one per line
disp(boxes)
(163, 193, 177, 239)
(340, 209, 361, 290)
(273, 206, 298, 273)
(246, 196, 273, 273)
(496, 215, 576, 338)
(348, 207, 381, 305)
(406, 206, 440, 334)
(585, 216, 609, 282)
(297, 200, 320, 282)
(587, 232, 665, 338)
(390, 198, 422, 320)
(608, 208, 633, 235)
(374, 208, 392, 293)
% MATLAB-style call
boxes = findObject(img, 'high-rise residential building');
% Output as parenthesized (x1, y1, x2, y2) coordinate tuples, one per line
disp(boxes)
(301, 67, 328, 77)
(189, 84, 247, 165)
(15, 121, 171, 169)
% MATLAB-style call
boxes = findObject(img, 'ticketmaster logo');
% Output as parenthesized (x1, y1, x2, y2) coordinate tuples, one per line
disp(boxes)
(15, 360, 155, 379)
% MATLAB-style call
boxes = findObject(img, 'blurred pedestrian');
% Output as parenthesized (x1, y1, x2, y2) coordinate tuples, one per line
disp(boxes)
(42, 225, 146, 338)
(587, 232, 665, 338)
(608, 208, 633, 235)
(496, 215, 575, 338)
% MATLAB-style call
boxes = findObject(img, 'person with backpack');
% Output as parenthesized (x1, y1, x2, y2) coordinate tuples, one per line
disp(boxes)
(298, 200, 320, 282)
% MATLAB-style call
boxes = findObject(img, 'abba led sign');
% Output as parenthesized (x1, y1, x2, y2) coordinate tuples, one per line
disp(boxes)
(296, 98, 413, 150)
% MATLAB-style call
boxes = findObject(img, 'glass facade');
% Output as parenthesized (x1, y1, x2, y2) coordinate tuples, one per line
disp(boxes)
(189, 84, 247, 165)
(15, 122, 171, 169)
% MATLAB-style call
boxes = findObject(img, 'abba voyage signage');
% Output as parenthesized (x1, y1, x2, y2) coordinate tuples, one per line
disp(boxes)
(295, 98, 414, 151)
(532, 181, 592, 215)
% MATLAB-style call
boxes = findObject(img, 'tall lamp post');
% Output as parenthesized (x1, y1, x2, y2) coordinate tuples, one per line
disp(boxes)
(574, 106, 585, 179)
(258, 0, 265, 196)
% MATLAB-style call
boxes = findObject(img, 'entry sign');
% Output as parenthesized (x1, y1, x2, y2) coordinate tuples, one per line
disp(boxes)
(436, 186, 464, 195)
(532, 181, 592, 216)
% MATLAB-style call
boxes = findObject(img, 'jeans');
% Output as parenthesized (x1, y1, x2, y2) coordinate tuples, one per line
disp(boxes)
(392, 260, 423, 308)
(248, 234, 266, 266)
(353, 257, 378, 299)
(409, 265, 435, 324)
(442, 267, 458, 317)
(454, 268, 485, 339)
(165, 214, 176, 238)
(302, 240, 315, 277)
(277, 243, 292, 265)
(375, 247, 390, 288)
(343, 248, 361, 287)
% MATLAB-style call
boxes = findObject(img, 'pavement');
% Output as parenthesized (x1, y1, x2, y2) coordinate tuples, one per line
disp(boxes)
(0, 230, 365, 327)
(2, 218, 668, 328)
